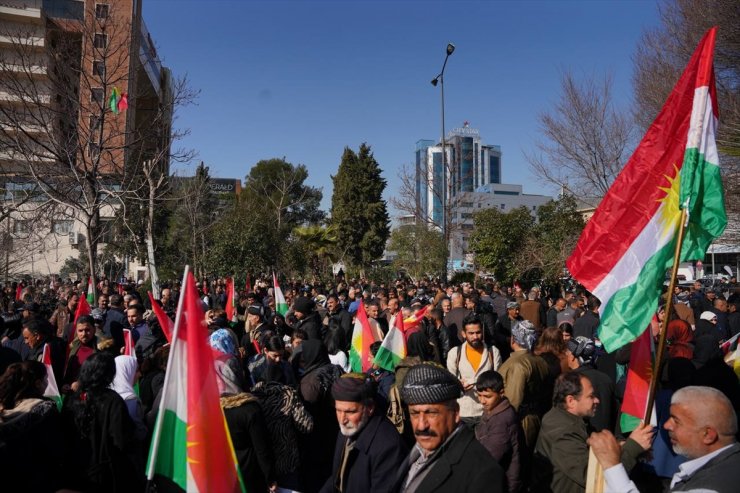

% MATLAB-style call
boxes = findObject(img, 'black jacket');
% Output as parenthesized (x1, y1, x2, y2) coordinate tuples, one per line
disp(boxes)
(394, 426, 505, 493)
(296, 311, 324, 340)
(326, 308, 353, 351)
(320, 414, 408, 493)
(573, 311, 600, 339)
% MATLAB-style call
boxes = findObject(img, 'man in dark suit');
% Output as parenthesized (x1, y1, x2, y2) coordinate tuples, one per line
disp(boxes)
(396, 363, 504, 493)
(321, 375, 407, 493)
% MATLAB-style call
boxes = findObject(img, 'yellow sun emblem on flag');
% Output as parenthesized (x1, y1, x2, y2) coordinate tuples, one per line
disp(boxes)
(655, 165, 682, 242)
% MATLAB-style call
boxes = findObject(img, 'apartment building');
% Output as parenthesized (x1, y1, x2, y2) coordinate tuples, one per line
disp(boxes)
(0, 0, 172, 280)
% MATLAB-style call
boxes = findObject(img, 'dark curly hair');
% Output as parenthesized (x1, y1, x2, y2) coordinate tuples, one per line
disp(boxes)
(71, 352, 117, 438)
(0, 360, 46, 409)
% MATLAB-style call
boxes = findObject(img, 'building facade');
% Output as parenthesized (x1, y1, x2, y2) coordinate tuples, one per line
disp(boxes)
(0, 0, 172, 280)
(414, 124, 552, 271)
(415, 122, 502, 228)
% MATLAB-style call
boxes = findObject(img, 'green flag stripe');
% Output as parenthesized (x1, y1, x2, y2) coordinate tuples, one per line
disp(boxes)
(373, 347, 403, 372)
(147, 409, 188, 490)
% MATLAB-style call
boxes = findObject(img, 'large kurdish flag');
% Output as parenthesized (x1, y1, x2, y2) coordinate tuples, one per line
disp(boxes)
(146, 270, 244, 492)
(567, 27, 726, 353)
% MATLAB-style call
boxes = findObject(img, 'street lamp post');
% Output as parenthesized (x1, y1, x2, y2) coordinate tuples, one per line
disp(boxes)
(431, 42, 455, 275)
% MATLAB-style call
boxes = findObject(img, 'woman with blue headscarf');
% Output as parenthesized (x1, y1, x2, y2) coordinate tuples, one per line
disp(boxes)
(209, 328, 247, 395)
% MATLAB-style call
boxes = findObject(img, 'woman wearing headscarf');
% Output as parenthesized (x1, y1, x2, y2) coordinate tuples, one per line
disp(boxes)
(298, 339, 343, 492)
(216, 341, 276, 493)
(209, 328, 248, 395)
(60, 352, 144, 491)
(666, 318, 694, 360)
(110, 355, 147, 443)
(0, 361, 64, 492)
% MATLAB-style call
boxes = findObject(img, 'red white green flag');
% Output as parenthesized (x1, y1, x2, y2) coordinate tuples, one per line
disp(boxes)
(42, 343, 62, 411)
(225, 277, 237, 323)
(349, 300, 375, 373)
(567, 27, 726, 352)
(273, 272, 288, 316)
(146, 270, 244, 492)
(86, 277, 95, 305)
(374, 307, 406, 371)
(619, 322, 656, 432)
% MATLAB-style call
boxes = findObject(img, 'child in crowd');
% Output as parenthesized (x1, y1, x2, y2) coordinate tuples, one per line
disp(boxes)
(475, 370, 522, 493)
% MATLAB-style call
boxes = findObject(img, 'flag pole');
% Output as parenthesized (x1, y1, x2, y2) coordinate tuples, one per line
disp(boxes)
(644, 207, 689, 423)
(146, 265, 190, 483)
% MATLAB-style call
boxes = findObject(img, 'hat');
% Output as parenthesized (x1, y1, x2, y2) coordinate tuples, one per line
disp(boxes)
(293, 296, 315, 314)
(400, 363, 463, 405)
(511, 320, 537, 351)
(699, 311, 717, 321)
(506, 301, 519, 310)
(567, 336, 597, 365)
(331, 373, 374, 402)
(410, 297, 423, 307)
(247, 305, 262, 316)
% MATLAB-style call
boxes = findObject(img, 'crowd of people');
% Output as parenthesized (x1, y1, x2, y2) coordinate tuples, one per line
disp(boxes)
(0, 274, 739, 492)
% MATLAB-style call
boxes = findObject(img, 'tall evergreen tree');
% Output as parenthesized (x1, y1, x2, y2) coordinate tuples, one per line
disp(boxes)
(330, 144, 390, 269)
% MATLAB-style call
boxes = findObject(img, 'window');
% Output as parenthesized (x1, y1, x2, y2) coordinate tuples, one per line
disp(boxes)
(99, 219, 114, 244)
(13, 220, 30, 235)
(500, 204, 505, 210)
(93, 60, 105, 78)
(53, 220, 74, 235)
(95, 4, 109, 19)
(89, 114, 101, 133)
(91, 87, 103, 103)
(94, 33, 107, 49)
(88, 142, 100, 157)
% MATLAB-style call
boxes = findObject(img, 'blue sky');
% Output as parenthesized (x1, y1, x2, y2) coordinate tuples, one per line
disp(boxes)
(142, 0, 660, 213)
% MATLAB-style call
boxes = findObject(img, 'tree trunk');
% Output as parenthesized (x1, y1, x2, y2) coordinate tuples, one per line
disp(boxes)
(85, 220, 97, 305)
(146, 168, 161, 299)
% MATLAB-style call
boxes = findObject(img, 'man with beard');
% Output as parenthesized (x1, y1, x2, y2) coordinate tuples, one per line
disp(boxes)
(321, 374, 407, 493)
(446, 314, 501, 428)
(395, 363, 504, 492)
(531, 373, 652, 493)
(591, 386, 740, 493)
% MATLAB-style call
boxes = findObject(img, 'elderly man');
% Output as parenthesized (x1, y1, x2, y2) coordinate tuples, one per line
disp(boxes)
(321, 374, 407, 493)
(531, 372, 652, 493)
(590, 386, 740, 493)
(397, 363, 504, 493)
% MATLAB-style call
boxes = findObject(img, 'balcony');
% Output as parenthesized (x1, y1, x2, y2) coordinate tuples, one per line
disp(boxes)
(1, 62, 47, 76)
(0, 32, 44, 47)
(0, 1, 43, 23)
(0, 89, 51, 104)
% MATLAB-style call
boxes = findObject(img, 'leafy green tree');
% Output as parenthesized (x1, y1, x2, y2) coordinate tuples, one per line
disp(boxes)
(515, 195, 585, 283)
(330, 144, 390, 269)
(470, 206, 534, 283)
(244, 158, 324, 230)
(293, 224, 338, 279)
(206, 158, 324, 276)
(388, 224, 447, 280)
